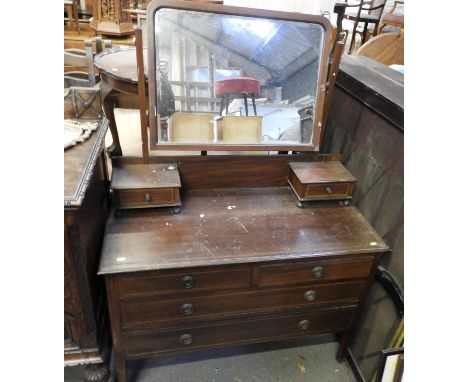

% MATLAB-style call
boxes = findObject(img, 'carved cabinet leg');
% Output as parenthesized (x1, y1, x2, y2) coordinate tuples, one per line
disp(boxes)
(83, 363, 109, 382)
(100, 83, 123, 157)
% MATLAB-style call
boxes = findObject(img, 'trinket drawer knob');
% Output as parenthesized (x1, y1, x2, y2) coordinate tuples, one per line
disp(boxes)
(298, 320, 310, 330)
(145, 193, 152, 202)
(326, 187, 333, 194)
(311, 266, 324, 278)
(179, 333, 193, 345)
(304, 290, 316, 302)
(181, 303, 194, 315)
(181, 275, 195, 289)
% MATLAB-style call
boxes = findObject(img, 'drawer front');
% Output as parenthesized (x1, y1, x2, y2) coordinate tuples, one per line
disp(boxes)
(120, 281, 363, 331)
(305, 182, 351, 198)
(257, 258, 373, 287)
(124, 308, 355, 357)
(117, 188, 177, 207)
(117, 268, 252, 298)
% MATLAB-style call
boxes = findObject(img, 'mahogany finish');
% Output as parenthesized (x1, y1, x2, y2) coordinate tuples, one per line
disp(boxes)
(99, 187, 388, 382)
(288, 161, 357, 203)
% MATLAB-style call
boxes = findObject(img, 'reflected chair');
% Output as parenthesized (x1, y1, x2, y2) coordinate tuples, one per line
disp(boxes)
(344, 0, 387, 54)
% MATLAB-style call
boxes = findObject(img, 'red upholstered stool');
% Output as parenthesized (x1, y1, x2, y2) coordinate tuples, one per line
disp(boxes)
(214, 77, 260, 116)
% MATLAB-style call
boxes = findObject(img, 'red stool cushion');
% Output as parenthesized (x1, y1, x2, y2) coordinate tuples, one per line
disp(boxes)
(214, 77, 260, 97)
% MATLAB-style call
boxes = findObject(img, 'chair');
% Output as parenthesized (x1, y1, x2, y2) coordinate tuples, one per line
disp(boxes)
(378, 0, 404, 34)
(344, 0, 387, 54)
(64, 38, 112, 88)
(355, 31, 404, 66)
(64, 0, 80, 35)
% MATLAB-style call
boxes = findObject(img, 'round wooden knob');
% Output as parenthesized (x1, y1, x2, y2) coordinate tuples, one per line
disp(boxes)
(298, 320, 310, 330)
(179, 333, 193, 345)
(304, 290, 316, 302)
(311, 266, 324, 278)
(181, 303, 194, 315)
(326, 187, 333, 194)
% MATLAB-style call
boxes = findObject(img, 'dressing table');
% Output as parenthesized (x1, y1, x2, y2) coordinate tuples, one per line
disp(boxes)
(97, 2, 390, 381)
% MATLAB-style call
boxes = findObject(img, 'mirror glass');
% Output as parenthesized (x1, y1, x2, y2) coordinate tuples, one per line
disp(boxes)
(153, 8, 325, 146)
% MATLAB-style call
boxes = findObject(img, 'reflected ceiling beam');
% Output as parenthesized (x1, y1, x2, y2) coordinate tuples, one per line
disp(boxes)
(160, 17, 273, 81)
(277, 48, 320, 81)
(249, 23, 283, 62)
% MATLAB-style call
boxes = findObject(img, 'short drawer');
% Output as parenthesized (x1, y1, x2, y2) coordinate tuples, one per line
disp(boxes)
(120, 281, 364, 331)
(257, 257, 374, 287)
(117, 267, 252, 298)
(115, 187, 179, 208)
(305, 183, 352, 199)
(124, 308, 356, 357)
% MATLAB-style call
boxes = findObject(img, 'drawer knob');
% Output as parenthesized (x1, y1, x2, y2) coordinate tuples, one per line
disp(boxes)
(326, 187, 333, 194)
(298, 320, 310, 330)
(304, 290, 316, 302)
(181, 275, 195, 289)
(179, 333, 193, 345)
(311, 266, 324, 278)
(144, 193, 152, 202)
(181, 303, 194, 315)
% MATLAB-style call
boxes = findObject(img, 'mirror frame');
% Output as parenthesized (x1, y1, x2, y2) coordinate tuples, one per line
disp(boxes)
(147, 0, 333, 152)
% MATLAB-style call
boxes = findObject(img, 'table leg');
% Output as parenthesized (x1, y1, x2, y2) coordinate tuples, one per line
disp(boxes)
(100, 83, 122, 157)
(115, 352, 127, 382)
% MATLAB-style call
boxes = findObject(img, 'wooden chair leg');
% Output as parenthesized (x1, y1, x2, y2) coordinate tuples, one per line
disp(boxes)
(373, 22, 379, 37)
(362, 22, 368, 45)
(348, 21, 359, 54)
(73, 4, 81, 34)
(243, 95, 249, 116)
(251, 94, 257, 116)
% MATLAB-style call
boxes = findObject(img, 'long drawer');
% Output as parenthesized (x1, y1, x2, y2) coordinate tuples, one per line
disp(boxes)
(117, 267, 252, 299)
(124, 307, 356, 358)
(257, 257, 374, 287)
(120, 281, 364, 331)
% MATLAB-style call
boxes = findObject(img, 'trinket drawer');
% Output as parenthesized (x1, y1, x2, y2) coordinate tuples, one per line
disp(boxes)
(99, 188, 388, 382)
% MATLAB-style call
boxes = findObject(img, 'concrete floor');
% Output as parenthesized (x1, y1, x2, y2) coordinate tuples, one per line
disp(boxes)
(65, 335, 357, 382)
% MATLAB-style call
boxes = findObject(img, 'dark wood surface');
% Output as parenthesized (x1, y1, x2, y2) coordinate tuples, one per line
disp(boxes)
(99, 187, 387, 274)
(94, 48, 148, 85)
(64, 120, 110, 380)
(323, 57, 403, 380)
(111, 163, 181, 189)
(64, 120, 108, 207)
(337, 55, 403, 130)
(289, 161, 357, 184)
(112, 153, 342, 190)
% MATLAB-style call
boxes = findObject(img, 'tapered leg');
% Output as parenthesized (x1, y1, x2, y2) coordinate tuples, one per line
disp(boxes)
(115, 352, 127, 382)
(100, 84, 122, 157)
(336, 331, 350, 362)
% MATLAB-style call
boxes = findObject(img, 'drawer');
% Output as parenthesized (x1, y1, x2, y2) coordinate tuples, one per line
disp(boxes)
(120, 281, 363, 331)
(305, 182, 352, 199)
(117, 267, 252, 298)
(257, 257, 373, 287)
(115, 187, 180, 208)
(124, 308, 356, 358)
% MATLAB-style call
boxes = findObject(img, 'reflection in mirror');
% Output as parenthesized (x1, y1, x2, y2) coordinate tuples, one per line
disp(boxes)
(154, 8, 324, 145)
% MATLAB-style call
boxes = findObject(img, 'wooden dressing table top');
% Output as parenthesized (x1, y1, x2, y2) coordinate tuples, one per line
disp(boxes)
(99, 187, 388, 274)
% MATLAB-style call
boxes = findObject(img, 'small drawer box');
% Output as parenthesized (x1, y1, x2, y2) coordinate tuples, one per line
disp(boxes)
(288, 161, 357, 203)
(110, 163, 181, 210)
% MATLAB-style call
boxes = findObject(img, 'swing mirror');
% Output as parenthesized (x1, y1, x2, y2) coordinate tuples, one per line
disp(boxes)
(147, 0, 332, 151)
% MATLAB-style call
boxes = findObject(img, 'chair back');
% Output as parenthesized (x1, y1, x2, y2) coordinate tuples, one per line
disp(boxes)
(369, 0, 387, 19)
